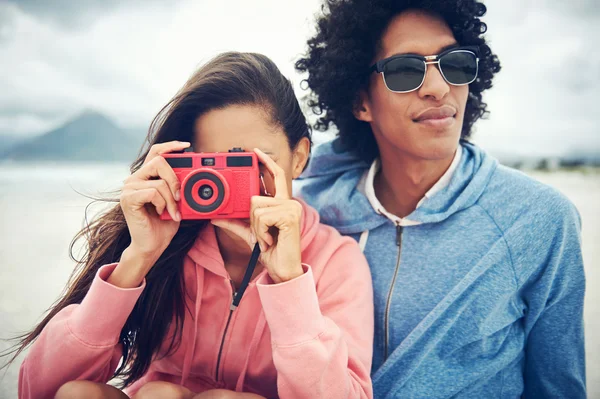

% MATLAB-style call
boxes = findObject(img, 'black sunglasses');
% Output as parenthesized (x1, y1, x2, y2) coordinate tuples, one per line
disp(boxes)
(369, 46, 480, 93)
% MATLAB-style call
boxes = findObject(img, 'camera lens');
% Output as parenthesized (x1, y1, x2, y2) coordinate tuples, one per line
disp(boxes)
(184, 170, 226, 214)
(199, 185, 213, 200)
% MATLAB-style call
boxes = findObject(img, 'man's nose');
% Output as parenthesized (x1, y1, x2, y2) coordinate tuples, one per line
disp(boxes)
(417, 63, 450, 101)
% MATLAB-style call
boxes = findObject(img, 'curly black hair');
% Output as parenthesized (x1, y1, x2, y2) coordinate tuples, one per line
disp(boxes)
(296, 0, 502, 162)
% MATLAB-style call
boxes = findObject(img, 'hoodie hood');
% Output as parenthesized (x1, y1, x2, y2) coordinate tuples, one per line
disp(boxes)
(296, 139, 498, 234)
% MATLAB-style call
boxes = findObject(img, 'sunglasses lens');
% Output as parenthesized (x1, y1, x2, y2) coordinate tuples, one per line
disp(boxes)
(439, 51, 478, 85)
(382, 57, 425, 92)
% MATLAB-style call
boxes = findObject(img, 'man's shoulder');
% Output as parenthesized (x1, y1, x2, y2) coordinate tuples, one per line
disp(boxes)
(476, 164, 580, 232)
(469, 165, 584, 291)
(295, 168, 366, 211)
(472, 165, 581, 281)
(295, 139, 369, 205)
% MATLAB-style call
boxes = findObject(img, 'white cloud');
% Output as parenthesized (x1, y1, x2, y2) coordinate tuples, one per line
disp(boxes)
(0, 0, 598, 156)
(0, 0, 321, 134)
(474, 0, 600, 155)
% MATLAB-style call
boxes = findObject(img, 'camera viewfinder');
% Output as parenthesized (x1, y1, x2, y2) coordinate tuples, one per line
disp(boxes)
(202, 158, 215, 166)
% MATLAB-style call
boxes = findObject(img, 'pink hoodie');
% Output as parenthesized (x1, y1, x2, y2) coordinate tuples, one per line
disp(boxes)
(19, 200, 374, 398)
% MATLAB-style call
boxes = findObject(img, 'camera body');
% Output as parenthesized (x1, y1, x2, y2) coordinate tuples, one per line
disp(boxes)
(160, 148, 260, 220)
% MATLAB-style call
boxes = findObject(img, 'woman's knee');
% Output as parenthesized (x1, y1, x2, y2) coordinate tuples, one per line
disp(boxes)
(54, 380, 128, 399)
(133, 381, 193, 399)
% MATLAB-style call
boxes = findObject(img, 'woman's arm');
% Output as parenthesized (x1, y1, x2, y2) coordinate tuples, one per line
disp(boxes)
(256, 239, 374, 399)
(20, 141, 190, 399)
(19, 264, 145, 399)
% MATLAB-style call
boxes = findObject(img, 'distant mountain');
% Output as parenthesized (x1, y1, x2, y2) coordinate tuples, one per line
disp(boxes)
(0, 134, 26, 154)
(1, 110, 145, 162)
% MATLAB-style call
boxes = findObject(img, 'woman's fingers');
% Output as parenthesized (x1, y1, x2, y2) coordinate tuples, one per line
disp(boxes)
(253, 148, 289, 199)
(251, 201, 301, 251)
(250, 196, 283, 250)
(249, 197, 302, 237)
(144, 141, 191, 164)
(122, 187, 167, 219)
(125, 180, 180, 221)
(128, 156, 181, 201)
(251, 207, 276, 252)
(250, 195, 280, 208)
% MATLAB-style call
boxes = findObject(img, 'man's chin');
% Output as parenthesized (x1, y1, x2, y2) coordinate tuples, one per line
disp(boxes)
(375, 125, 460, 161)
(409, 133, 461, 161)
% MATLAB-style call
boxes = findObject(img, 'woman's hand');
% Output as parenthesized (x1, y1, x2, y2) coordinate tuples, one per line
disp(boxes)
(211, 148, 304, 284)
(109, 141, 189, 288)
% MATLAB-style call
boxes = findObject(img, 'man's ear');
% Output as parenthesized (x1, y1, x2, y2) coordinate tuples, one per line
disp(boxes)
(353, 89, 373, 123)
(291, 137, 311, 179)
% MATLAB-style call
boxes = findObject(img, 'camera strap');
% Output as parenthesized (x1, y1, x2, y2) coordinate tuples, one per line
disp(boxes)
(230, 242, 261, 311)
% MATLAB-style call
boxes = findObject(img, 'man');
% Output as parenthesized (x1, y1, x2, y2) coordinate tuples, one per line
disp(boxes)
(295, 0, 586, 397)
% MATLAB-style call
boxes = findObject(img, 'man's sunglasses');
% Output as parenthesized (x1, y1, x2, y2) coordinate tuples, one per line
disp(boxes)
(369, 46, 480, 93)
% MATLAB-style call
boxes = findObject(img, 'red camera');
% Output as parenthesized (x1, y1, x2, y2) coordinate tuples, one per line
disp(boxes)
(160, 148, 260, 220)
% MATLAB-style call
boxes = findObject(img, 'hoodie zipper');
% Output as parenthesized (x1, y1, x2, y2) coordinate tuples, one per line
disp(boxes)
(215, 280, 236, 381)
(214, 244, 261, 382)
(384, 224, 403, 360)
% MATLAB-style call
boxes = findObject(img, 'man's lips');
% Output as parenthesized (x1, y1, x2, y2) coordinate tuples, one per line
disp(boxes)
(413, 105, 457, 122)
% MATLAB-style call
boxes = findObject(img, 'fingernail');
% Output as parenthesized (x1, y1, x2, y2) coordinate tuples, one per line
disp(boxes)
(175, 211, 181, 221)
(250, 233, 257, 244)
(175, 191, 180, 201)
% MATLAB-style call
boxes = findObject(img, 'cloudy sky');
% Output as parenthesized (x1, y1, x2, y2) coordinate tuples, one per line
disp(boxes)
(0, 0, 598, 156)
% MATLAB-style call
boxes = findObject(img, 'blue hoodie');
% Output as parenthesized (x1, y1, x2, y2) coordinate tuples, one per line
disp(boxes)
(295, 139, 586, 398)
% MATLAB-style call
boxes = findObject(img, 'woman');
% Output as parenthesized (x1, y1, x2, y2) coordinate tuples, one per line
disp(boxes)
(12, 52, 374, 398)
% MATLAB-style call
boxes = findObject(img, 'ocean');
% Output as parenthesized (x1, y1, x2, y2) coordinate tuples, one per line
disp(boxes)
(0, 164, 598, 398)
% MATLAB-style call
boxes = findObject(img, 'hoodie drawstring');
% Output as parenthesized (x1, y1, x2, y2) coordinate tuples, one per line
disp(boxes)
(180, 263, 204, 387)
(358, 230, 369, 253)
(235, 309, 267, 392)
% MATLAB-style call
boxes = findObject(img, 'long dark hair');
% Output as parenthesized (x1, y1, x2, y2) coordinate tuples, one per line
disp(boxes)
(2, 52, 311, 388)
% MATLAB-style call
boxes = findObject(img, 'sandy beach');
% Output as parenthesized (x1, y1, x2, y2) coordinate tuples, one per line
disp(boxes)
(0, 165, 598, 398)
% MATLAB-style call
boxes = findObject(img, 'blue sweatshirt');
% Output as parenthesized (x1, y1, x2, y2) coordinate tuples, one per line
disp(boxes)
(295, 139, 586, 398)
